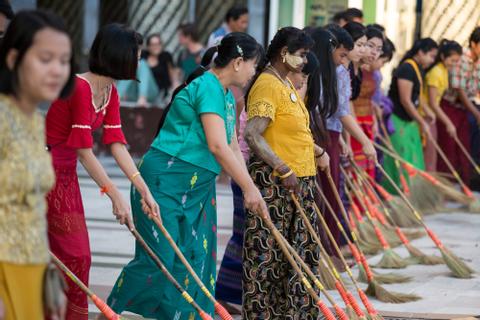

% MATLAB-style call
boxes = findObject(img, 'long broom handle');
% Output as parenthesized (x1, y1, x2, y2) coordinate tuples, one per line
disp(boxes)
(318, 176, 379, 317)
(50, 252, 120, 320)
(151, 217, 232, 320)
(342, 168, 393, 250)
(127, 226, 212, 320)
(289, 195, 356, 320)
(260, 215, 336, 320)
(429, 136, 471, 191)
(374, 164, 448, 249)
(453, 135, 480, 175)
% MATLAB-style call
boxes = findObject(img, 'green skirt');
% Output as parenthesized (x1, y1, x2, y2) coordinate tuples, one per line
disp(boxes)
(382, 114, 425, 194)
(107, 147, 217, 319)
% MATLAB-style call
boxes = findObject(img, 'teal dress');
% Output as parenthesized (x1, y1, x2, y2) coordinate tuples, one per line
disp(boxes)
(107, 72, 236, 319)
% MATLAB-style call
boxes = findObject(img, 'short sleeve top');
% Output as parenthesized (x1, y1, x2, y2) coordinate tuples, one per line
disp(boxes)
(389, 62, 424, 121)
(247, 73, 316, 177)
(424, 63, 449, 106)
(46, 76, 127, 155)
(326, 65, 352, 132)
(152, 72, 236, 174)
(0, 95, 55, 264)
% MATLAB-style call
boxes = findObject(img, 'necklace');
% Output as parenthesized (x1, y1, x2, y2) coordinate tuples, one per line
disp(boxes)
(266, 65, 298, 103)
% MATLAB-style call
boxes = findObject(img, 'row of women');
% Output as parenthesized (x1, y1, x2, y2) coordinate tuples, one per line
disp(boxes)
(1, 8, 479, 320)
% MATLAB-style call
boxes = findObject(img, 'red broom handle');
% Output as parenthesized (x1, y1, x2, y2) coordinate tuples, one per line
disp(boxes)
(395, 227, 410, 245)
(351, 202, 364, 221)
(426, 228, 444, 249)
(91, 295, 119, 320)
(400, 174, 411, 195)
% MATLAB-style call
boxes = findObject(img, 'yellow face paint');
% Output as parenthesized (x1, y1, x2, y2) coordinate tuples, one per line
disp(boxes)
(285, 52, 304, 69)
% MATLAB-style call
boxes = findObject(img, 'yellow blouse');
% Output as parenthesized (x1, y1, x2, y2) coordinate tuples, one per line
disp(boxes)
(0, 95, 55, 264)
(247, 73, 316, 177)
(423, 63, 449, 106)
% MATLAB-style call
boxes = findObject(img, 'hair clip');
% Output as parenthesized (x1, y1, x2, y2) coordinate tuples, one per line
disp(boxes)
(236, 44, 244, 57)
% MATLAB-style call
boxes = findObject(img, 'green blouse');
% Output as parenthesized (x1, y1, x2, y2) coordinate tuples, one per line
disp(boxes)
(152, 72, 236, 174)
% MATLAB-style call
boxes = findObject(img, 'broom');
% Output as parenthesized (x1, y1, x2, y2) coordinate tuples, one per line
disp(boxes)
(289, 194, 370, 320)
(150, 217, 232, 320)
(259, 215, 338, 320)
(292, 196, 383, 320)
(374, 136, 443, 213)
(316, 185, 412, 285)
(376, 163, 475, 278)
(352, 164, 443, 265)
(374, 141, 472, 205)
(50, 252, 129, 320)
(452, 135, 480, 212)
(127, 225, 213, 319)
(318, 178, 419, 302)
(342, 169, 408, 269)
(430, 137, 476, 199)
(345, 170, 404, 248)
(350, 161, 424, 238)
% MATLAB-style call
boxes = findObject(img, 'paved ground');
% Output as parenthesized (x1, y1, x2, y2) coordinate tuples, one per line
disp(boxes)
(79, 158, 480, 319)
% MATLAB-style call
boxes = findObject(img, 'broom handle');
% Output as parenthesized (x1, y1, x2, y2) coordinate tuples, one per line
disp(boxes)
(317, 177, 380, 316)
(428, 136, 470, 189)
(50, 252, 120, 320)
(342, 169, 392, 250)
(260, 215, 336, 320)
(127, 226, 212, 319)
(453, 135, 480, 175)
(289, 194, 356, 320)
(151, 217, 232, 320)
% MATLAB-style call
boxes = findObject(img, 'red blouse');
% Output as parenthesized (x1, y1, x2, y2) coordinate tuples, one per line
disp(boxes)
(46, 75, 127, 150)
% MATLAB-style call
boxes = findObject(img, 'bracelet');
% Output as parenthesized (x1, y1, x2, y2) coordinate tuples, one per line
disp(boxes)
(278, 169, 294, 180)
(130, 171, 141, 181)
(316, 149, 326, 158)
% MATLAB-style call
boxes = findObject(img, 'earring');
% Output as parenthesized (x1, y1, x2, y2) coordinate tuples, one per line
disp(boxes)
(282, 55, 286, 63)
(234, 68, 239, 72)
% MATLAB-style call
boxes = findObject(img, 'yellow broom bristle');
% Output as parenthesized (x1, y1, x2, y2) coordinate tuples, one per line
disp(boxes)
(409, 175, 444, 213)
(358, 237, 382, 255)
(468, 199, 480, 213)
(318, 260, 337, 290)
(388, 197, 422, 227)
(366, 280, 421, 303)
(375, 248, 408, 269)
(441, 248, 475, 278)
(401, 228, 425, 240)
(405, 244, 444, 265)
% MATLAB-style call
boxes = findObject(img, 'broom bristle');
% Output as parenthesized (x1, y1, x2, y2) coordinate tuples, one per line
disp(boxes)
(346, 305, 360, 320)
(441, 248, 475, 278)
(357, 264, 412, 284)
(389, 197, 422, 227)
(318, 261, 337, 290)
(377, 223, 403, 248)
(358, 237, 382, 255)
(409, 176, 444, 213)
(401, 229, 425, 240)
(405, 244, 444, 265)
(468, 199, 480, 213)
(366, 280, 421, 303)
(375, 248, 408, 269)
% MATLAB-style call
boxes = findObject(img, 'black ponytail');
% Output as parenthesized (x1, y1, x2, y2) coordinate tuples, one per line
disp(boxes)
(156, 32, 262, 136)
(399, 37, 438, 65)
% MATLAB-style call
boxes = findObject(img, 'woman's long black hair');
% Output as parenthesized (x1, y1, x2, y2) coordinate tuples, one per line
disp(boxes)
(426, 39, 462, 72)
(155, 32, 263, 136)
(306, 27, 338, 145)
(399, 37, 438, 65)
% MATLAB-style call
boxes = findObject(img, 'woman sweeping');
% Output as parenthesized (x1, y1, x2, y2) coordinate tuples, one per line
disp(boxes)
(243, 27, 329, 320)
(423, 40, 462, 171)
(106, 33, 267, 320)
(0, 10, 74, 319)
(46, 24, 159, 319)
(383, 38, 438, 193)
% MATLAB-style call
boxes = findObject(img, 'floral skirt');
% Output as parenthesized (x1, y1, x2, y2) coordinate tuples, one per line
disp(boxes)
(243, 157, 321, 320)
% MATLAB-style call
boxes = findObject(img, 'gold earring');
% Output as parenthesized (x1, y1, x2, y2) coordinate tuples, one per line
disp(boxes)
(235, 68, 239, 72)
(282, 55, 286, 63)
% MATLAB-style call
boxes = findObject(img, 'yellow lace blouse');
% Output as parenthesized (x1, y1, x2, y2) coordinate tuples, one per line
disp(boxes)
(0, 95, 55, 264)
(247, 73, 316, 177)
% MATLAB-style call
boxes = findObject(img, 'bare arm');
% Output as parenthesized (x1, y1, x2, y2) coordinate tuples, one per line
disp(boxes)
(244, 116, 284, 169)
(341, 114, 371, 145)
(428, 86, 454, 129)
(230, 130, 248, 172)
